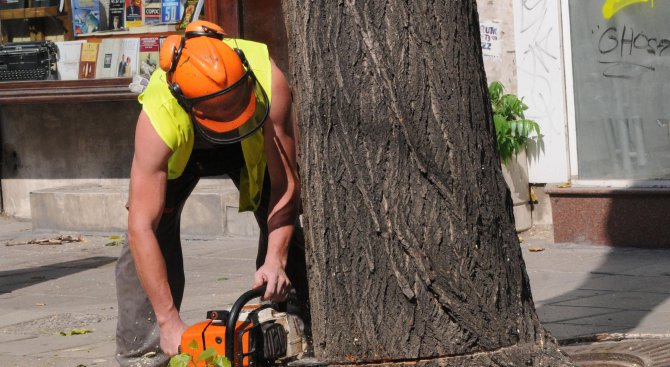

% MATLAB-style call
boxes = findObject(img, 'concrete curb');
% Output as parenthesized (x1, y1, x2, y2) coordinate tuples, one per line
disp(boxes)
(29, 179, 260, 237)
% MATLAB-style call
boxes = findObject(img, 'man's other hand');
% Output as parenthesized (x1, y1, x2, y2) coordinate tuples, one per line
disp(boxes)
(254, 261, 291, 302)
(159, 315, 189, 357)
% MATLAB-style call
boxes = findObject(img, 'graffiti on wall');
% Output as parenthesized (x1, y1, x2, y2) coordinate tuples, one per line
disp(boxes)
(593, 0, 670, 78)
(602, 0, 654, 20)
(595, 24, 669, 78)
(517, 0, 560, 126)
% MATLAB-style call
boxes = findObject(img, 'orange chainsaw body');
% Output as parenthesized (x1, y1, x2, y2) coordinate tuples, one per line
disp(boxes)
(179, 287, 305, 367)
(181, 318, 254, 367)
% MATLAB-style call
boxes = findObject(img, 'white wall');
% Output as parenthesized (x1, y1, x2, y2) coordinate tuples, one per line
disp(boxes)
(513, 0, 570, 184)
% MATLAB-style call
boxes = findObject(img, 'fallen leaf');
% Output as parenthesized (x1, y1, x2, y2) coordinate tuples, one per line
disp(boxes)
(109, 235, 122, 240)
(528, 246, 545, 252)
(557, 182, 572, 188)
(60, 328, 93, 336)
(217, 277, 229, 282)
(105, 241, 121, 247)
(63, 235, 84, 243)
(35, 303, 46, 307)
(6, 235, 84, 247)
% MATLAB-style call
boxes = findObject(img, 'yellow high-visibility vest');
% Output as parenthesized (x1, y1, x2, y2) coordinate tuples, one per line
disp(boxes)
(138, 38, 271, 212)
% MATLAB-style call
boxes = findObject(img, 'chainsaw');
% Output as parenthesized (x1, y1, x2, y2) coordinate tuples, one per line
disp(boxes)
(179, 286, 309, 367)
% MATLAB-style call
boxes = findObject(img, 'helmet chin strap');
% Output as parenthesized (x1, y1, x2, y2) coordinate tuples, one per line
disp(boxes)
(190, 81, 271, 145)
(178, 62, 253, 106)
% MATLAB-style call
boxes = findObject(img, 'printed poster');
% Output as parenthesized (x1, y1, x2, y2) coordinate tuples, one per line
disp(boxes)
(480, 20, 502, 58)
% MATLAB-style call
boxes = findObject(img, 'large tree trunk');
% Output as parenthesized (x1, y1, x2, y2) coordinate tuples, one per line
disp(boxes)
(282, 1, 574, 366)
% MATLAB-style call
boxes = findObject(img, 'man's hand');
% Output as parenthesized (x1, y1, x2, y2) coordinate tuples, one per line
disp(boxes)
(158, 314, 189, 357)
(254, 260, 291, 302)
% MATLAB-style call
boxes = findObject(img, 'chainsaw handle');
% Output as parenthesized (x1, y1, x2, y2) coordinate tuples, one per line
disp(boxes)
(225, 285, 267, 367)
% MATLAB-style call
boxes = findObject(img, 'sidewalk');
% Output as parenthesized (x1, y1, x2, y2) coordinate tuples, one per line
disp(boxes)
(0, 217, 260, 367)
(2, 217, 670, 366)
(521, 225, 670, 342)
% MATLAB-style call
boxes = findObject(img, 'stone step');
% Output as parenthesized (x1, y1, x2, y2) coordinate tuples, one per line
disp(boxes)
(29, 179, 259, 237)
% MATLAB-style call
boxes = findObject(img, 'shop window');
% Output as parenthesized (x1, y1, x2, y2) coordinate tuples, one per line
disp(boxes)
(569, 0, 670, 180)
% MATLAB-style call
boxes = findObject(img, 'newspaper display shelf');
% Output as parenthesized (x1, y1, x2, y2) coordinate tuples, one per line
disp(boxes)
(0, 0, 236, 103)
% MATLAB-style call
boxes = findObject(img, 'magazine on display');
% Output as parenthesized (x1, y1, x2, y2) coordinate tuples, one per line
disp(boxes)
(95, 38, 122, 78)
(160, 0, 180, 23)
(117, 37, 140, 77)
(143, 0, 161, 25)
(139, 36, 159, 79)
(71, 0, 101, 35)
(78, 40, 100, 79)
(176, 0, 200, 30)
(55, 40, 86, 80)
(125, 0, 143, 28)
(108, 0, 125, 30)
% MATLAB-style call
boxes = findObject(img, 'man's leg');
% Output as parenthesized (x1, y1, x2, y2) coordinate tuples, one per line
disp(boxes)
(115, 172, 200, 367)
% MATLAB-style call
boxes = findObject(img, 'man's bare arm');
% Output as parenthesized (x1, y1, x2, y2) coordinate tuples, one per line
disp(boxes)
(254, 60, 301, 301)
(127, 110, 187, 356)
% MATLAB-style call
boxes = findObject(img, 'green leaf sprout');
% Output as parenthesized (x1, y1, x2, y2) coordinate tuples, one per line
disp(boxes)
(488, 81, 542, 164)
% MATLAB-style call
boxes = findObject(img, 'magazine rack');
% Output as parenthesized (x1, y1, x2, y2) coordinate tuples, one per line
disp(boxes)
(0, 0, 240, 103)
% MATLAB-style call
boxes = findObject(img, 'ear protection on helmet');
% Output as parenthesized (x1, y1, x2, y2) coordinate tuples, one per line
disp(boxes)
(160, 20, 226, 76)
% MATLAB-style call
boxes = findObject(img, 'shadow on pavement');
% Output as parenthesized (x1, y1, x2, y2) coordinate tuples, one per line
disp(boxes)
(535, 194, 670, 342)
(535, 249, 670, 341)
(532, 191, 670, 365)
(0, 256, 117, 294)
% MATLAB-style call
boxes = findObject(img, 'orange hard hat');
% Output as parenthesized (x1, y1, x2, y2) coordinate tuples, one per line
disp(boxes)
(160, 20, 269, 144)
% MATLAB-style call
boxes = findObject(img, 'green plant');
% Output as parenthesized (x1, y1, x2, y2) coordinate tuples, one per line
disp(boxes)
(170, 339, 231, 367)
(488, 81, 541, 164)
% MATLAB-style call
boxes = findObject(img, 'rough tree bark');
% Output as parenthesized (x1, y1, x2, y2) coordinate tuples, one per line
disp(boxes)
(282, 1, 574, 366)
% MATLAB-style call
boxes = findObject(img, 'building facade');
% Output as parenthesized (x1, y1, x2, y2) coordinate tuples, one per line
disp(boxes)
(478, 0, 670, 245)
(1, 0, 666, 245)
